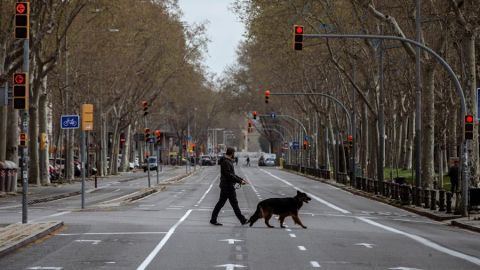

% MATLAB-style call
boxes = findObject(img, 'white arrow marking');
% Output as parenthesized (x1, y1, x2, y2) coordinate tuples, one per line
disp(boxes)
(74, 239, 101, 245)
(219, 239, 243, 245)
(389, 267, 423, 270)
(354, 243, 375, 248)
(215, 264, 247, 270)
(27, 267, 63, 270)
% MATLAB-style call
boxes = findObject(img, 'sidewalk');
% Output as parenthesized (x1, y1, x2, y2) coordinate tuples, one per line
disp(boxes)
(0, 166, 185, 208)
(284, 169, 480, 233)
(0, 165, 198, 257)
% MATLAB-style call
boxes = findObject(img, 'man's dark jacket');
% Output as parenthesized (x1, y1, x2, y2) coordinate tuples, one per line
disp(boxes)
(219, 157, 243, 188)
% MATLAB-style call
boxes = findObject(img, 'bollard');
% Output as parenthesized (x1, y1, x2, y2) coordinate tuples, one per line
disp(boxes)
(412, 187, 417, 205)
(430, 189, 437, 211)
(423, 189, 430, 209)
(446, 192, 452, 213)
(94, 175, 97, 188)
(373, 180, 378, 195)
(439, 189, 445, 211)
(416, 188, 423, 207)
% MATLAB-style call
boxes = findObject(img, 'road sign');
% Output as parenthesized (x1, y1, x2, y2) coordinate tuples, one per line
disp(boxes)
(81, 104, 94, 131)
(61, 115, 80, 129)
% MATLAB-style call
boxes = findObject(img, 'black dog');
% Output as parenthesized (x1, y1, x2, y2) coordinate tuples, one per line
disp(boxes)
(248, 190, 311, 229)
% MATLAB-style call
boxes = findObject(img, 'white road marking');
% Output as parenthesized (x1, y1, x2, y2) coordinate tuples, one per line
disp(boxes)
(260, 169, 351, 214)
(27, 267, 63, 270)
(105, 262, 116, 264)
(74, 239, 101, 245)
(57, 232, 167, 236)
(235, 246, 242, 251)
(113, 189, 121, 192)
(196, 175, 219, 205)
(220, 239, 243, 245)
(31, 211, 71, 222)
(100, 191, 138, 204)
(138, 204, 155, 207)
(136, 209, 192, 270)
(389, 267, 423, 270)
(357, 217, 480, 266)
(285, 229, 292, 232)
(298, 246, 306, 251)
(215, 264, 247, 270)
(166, 207, 184, 210)
(354, 243, 375, 248)
(289, 233, 296, 238)
(310, 261, 321, 267)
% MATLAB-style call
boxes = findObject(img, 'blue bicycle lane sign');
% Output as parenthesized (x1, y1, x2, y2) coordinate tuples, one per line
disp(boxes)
(61, 115, 80, 129)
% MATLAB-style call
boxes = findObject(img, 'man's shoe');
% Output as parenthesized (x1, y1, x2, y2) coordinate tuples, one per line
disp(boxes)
(210, 221, 223, 226)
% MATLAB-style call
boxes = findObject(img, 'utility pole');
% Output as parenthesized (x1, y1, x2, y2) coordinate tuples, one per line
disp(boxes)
(378, 40, 385, 194)
(415, 0, 422, 188)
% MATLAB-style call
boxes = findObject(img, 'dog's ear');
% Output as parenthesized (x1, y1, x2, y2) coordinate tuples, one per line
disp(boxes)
(297, 190, 301, 195)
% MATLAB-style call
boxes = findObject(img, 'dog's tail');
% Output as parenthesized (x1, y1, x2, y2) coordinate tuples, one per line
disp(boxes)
(248, 205, 262, 227)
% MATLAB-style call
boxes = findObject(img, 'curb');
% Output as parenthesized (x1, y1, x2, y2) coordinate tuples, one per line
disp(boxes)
(0, 221, 64, 257)
(451, 220, 480, 233)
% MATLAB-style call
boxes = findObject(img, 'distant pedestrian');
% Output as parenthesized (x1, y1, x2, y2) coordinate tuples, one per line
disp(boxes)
(210, 147, 248, 226)
(448, 160, 459, 194)
(246, 156, 250, 167)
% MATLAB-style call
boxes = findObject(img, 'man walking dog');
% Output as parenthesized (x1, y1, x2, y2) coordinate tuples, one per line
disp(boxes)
(210, 147, 248, 226)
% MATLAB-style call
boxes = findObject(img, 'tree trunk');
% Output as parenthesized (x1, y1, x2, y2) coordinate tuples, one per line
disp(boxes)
(421, 66, 436, 188)
(39, 78, 50, 185)
(405, 111, 415, 169)
(6, 107, 19, 192)
(120, 124, 131, 172)
(464, 34, 478, 186)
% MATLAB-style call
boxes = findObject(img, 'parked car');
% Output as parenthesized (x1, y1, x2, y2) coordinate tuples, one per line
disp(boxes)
(143, 156, 158, 171)
(200, 155, 214, 166)
(265, 158, 275, 166)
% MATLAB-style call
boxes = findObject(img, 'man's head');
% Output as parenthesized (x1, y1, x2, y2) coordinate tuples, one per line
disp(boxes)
(226, 147, 235, 158)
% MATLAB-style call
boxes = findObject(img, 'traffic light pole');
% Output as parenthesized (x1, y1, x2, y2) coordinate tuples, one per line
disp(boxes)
(144, 116, 151, 188)
(21, 39, 29, 224)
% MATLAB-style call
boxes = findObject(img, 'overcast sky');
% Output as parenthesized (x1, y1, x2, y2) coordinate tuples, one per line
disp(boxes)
(178, 0, 245, 77)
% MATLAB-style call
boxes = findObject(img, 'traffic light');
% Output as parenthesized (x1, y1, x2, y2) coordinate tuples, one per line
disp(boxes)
(19, 133, 27, 147)
(347, 134, 353, 148)
(183, 144, 187, 150)
(142, 101, 148, 116)
(13, 72, 28, 109)
(248, 120, 252, 128)
(465, 115, 474, 140)
(155, 130, 161, 144)
(144, 128, 150, 143)
(253, 111, 257, 120)
(192, 143, 196, 152)
(303, 140, 308, 150)
(15, 2, 29, 39)
(294, 25, 304, 51)
(265, 90, 270, 104)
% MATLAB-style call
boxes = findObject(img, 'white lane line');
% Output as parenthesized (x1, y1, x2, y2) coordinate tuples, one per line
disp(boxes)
(260, 169, 351, 214)
(285, 229, 292, 232)
(357, 217, 480, 266)
(136, 209, 193, 270)
(196, 175, 219, 205)
(27, 267, 63, 270)
(57, 232, 167, 236)
(289, 233, 296, 238)
(310, 261, 321, 267)
(74, 240, 101, 245)
(31, 211, 72, 222)
(298, 246, 306, 251)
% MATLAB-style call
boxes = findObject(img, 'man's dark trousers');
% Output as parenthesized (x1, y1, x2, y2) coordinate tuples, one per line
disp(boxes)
(211, 186, 246, 223)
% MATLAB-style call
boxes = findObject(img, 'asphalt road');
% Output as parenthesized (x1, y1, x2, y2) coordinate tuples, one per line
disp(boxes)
(1, 166, 479, 270)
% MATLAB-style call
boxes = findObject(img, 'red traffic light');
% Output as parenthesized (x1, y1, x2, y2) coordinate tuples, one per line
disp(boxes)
(154, 130, 161, 136)
(265, 90, 270, 97)
(295, 26, 303, 34)
(465, 115, 474, 123)
(14, 73, 26, 84)
(16, 3, 27, 14)
(347, 135, 353, 142)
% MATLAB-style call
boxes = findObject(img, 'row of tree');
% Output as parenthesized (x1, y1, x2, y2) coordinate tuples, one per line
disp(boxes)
(0, 0, 241, 191)
(227, 0, 479, 190)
